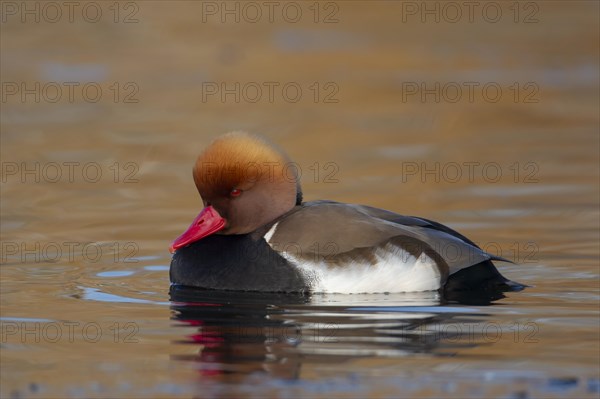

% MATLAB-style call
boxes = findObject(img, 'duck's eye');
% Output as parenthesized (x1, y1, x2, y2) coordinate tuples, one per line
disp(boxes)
(230, 188, 242, 197)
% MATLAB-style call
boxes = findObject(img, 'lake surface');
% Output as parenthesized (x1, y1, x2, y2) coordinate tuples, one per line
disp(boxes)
(1, 1, 599, 398)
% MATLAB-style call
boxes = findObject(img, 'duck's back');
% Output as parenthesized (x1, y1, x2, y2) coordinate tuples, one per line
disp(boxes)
(268, 201, 496, 276)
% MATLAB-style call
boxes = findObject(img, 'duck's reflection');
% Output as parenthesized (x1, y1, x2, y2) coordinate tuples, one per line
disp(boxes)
(170, 287, 308, 379)
(170, 286, 507, 380)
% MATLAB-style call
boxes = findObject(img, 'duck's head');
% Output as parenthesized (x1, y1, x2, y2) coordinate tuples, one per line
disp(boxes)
(170, 132, 302, 253)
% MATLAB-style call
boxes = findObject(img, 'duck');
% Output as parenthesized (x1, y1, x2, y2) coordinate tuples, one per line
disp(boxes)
(169, 132, 523, 295)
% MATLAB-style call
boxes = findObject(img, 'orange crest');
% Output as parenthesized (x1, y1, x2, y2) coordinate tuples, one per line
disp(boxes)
(193, 132, 294, 198)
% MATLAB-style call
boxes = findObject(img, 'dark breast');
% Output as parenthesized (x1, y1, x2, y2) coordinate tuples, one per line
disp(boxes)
(169, 234, 308, 292)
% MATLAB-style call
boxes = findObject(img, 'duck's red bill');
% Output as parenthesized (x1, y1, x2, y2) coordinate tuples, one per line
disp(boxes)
(169, 206, 226, 253)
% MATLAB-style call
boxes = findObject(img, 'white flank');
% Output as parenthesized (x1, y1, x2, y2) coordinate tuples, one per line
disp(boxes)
(278, 243, 443, 294)
(263, 222, 279, 242)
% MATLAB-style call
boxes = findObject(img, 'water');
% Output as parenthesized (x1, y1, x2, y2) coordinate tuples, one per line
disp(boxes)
(1, 2, 599, 398)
